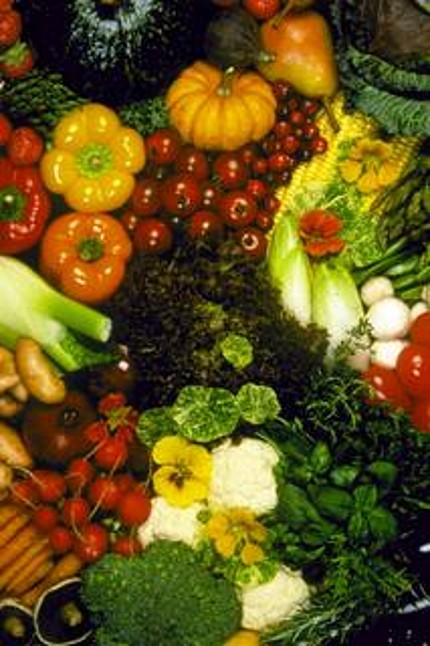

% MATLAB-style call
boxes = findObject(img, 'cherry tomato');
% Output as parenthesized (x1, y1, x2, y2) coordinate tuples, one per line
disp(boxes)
(235, 227, 268, 260)
(200, 181, 222, 210)
(49, 526, 74, 554)
(396, 344, 430, 399)
(32, 505, 59, 533)
(187, 210, 224, 241)
(255, 210, 274, 231)
(112, 535, 143, 556)
(133, 218, 173, 255)
(131, 178, 162, 218)
(94, 437, 128, 471)
(0, 10, 22, 47)
(32, 470, 66, 503)
(63, 497, 91, 528)
(7, 126, 44, 166)
(245, 178, 268, 203)
(117, 488, 151, 527)
(242, 0, 281, 20)
(89, 476, 121, 511)
(411, 399, 430, 433)
(213, 151, 248, 190)
(174, 145, 209, 181)
(219, 191, 258, 229)
(0, 113, 13, 146)
(409, 312, 430, 346)
(161, 173, 202, 218)
(145, 128, 182, 166)
(362, 364, 412, 412)
(73, 523, 109, 563)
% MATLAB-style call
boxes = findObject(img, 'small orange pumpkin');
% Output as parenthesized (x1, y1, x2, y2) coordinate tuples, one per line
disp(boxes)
(166, 61, 276, 151)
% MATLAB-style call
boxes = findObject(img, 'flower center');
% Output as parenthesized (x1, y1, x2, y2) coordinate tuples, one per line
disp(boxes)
(77, 143, 113, 179)
(169, 461, 192, 489)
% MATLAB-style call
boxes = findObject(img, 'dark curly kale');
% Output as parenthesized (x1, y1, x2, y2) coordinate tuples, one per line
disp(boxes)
(104, 243, 327, 415)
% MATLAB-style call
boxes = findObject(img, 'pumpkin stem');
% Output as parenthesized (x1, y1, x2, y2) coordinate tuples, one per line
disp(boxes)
(273, 1, 294, 28)
(217, 66, 237, 97)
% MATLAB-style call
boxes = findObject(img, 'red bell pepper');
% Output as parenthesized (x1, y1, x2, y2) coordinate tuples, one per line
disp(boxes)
(0, 157, 51, 254)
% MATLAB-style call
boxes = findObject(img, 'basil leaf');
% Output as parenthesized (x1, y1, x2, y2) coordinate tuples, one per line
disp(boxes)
(310, 442, 332, 474)
(368, 507, 399, 544)
(236, 383, 281, 425)
(353, 484, 378, 512)
(171, 385, 240, 443)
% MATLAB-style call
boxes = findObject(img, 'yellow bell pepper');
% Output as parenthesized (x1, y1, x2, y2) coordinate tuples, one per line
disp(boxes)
(41, 103, 146, 213)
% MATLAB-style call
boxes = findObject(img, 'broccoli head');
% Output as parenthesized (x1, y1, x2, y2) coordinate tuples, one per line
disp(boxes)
(81, 540, 242, 646)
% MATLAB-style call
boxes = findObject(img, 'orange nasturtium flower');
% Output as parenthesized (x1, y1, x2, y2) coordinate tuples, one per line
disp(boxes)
(206, 508, 267, 565)
(152, 435, 212, 508)
(299, 209, 345, 258)
(339, 137, 399, 194)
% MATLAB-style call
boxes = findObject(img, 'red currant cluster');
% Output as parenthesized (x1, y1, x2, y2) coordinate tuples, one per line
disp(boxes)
(121, 81, 327, 261)
(11, 393, 151, 563)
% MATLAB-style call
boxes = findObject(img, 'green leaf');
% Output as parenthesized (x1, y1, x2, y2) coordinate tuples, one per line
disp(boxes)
(310, 442, 332, 474)
(277, 483, 323, 528)
(329, 464, 361, 488)
(368, 461, 398, 487)
(219, 333, 253, 370)
(308, 485, 354, 522)
(236, 383, 281, 425)
(347, 511, 369, 542)
(136, 407, 178, 448)
(353, 484, 378, 512)
(171, 386, 240, 443)
(368, 507, 399, 545)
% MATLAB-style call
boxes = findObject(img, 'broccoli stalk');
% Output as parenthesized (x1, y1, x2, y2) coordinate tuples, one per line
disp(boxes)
(0, 255, 114, 372)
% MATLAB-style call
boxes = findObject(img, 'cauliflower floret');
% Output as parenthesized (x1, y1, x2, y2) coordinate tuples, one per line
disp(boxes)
(138, 496, 205, 547)
(240, 565, 310, 632)
(208, 438, 279, 516)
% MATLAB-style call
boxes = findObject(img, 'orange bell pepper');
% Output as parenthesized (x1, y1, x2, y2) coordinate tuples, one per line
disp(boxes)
(39, 212, 132, 305)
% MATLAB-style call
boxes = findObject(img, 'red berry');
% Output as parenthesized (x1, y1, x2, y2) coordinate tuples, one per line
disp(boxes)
(289, 110, 306, 129)
(0, 113, 13, 146)
(235, 227, 268, 260)
(264, 194, 281, 215)
(238, 143, 258, 166)
(161, 173, 202, 218)
(219, 191, 258, 229)
(89, 476, 121, 511)
(242, 0, 281, 20)
(112, 535, 143, 557)
(73, 523, 109, 563)
(252, 157, 268, 176)
(145, 128, 182, 166)
(255, 210, 274, 231)
(187, 210, 224, 241)
(133, 218, 173, 255)
(63, 497, 91, 528)
(174, 145, 209, 181)
(32, 470, 66, 504)
(310, 136, 328, 154)
(282, 134, 300, 155)
(49, 526, 74, 554)
(213, 151, 248, 190)
(94, 437, 128, 471)
(273, 120, 292, 140)
(302, 123, 319, 140)
(272, 81, 293, 101)
(117, 488, 151, 527)
(245, 178, 267, 203)
(66, 458, 95, 494)
(131, 178, 162, 218)
(268, 152, 292, 173)
(32, 505, 59, 533)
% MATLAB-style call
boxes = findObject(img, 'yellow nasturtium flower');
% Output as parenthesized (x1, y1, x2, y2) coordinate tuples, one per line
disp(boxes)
(152, 435, 212, 508)
(41, 103, 145, 212)
(206, 508, 267, 565)
(339, 137, 399, 194)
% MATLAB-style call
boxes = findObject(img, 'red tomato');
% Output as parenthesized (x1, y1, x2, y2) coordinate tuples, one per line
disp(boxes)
(131, 178, 162, 218)
(0, 10, 21, 47)
(219, 191, 258, 229)
(0, 113, 13, 145)
(73, 523, 109, 563)
(117, 488, 151, 527)
(186, 210, 224, 241)
(7, 126, 44, 166)
(0, 42, 34, 78)
(145, 128, 181, 166)
(409, 312, 430, 346)
(235, 227, 268, 260)
(362, 364, 412, 412)
(174, 145, 209, 181)
(161, 173, 202, 218)
(133, 218, 173, 255)
(411, 399, 430, 433)
(396, 344, 430, 399)
(242, 0, 281, 20)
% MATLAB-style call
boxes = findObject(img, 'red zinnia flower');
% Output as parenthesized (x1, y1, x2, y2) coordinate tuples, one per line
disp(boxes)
(299, 209, 345, 258)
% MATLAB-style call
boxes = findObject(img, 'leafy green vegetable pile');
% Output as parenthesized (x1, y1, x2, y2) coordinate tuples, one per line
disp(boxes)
(104, 242, 327, 416)
(82, 540, 242, 646)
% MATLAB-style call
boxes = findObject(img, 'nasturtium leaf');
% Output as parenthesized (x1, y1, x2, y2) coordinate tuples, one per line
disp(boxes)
(171, 386, 240, 443)
(136, 407, 179, 448)
(219, 333, 253, 370)
(236, 383, 281, 425)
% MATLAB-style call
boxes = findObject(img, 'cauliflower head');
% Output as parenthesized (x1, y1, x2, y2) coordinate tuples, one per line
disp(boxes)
(208, 438, 279, 515)
(240, 565, 310, 632)
(138, 496, 205, 547)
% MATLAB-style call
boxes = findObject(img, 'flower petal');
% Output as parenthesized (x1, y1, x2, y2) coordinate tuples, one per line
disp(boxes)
(152, 435, 189, 465)
(340, 159, 362, 183)
(241, 542, 265, 565)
